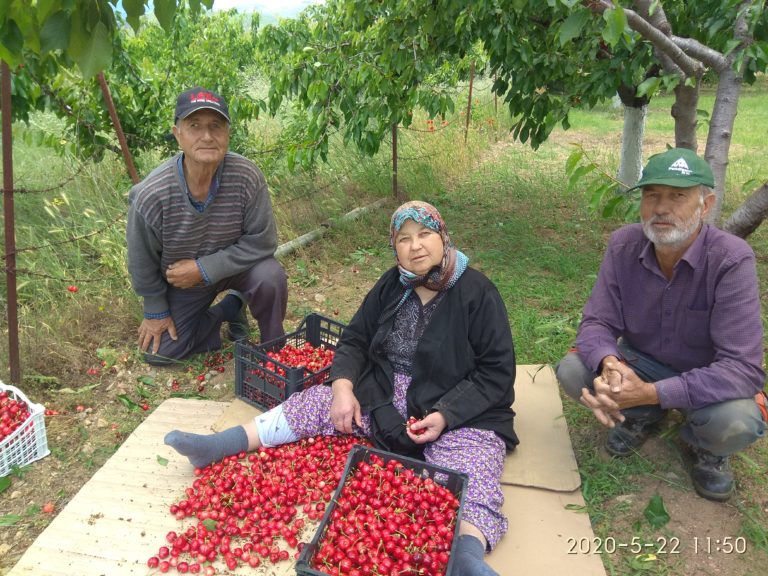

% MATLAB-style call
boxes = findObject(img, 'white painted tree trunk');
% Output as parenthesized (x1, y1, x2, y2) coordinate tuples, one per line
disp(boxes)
(617, 105, 647, 191)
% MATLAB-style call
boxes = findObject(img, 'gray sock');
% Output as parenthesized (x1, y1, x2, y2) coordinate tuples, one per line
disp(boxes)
(453, 535, 499, 576)
(164, 426, 249, 469)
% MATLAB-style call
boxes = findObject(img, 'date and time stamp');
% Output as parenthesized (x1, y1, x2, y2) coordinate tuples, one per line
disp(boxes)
(567, 536, 748, 555)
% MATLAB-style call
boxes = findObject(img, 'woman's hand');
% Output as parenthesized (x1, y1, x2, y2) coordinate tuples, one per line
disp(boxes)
(330, 378, 362, 434)
(406, 411, 446, 444)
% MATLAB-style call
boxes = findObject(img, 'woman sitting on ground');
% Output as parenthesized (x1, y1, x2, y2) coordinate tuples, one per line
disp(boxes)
(165, 200, 518, 576)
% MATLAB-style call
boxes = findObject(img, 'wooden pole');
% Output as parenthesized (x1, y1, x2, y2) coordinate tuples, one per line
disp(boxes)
(392, 123, 403, 201)
(98, 72, 140, 184)
(494, 73, 499, 142)
(464, 61, 475, 146)
(2, 60, 21, 384)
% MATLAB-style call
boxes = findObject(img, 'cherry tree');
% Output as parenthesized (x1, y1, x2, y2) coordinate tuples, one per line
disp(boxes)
(259, 0, 767, 236)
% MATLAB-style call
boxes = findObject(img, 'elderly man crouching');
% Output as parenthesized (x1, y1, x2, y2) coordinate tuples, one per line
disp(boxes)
(556, 147, 766, 501)
(127, 87, 287, 365)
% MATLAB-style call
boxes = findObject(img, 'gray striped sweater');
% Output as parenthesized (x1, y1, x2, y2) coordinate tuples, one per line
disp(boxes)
(126, 152, 278, 316)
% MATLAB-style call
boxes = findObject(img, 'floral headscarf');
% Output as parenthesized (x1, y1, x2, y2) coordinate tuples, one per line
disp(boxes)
(389, 201, 469, 298)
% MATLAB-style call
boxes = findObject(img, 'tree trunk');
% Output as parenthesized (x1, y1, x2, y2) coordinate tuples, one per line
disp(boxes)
(723, 183, 768, 239)
(703, 53, 744, 224)
(617, 104, 647, 190)
(703, 66, 742, 223)
(671, 82, 699, 151)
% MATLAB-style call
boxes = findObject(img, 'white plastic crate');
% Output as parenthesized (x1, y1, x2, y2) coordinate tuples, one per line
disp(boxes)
(0, 381, 50, 477)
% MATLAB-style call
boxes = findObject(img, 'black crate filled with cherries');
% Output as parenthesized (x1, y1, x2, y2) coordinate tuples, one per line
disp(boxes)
(296, 445, 468, 576)
(235, 313, 346, 411)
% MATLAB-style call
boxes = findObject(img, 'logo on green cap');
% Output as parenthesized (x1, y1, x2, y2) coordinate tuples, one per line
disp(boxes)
(668, 157, 692, 175)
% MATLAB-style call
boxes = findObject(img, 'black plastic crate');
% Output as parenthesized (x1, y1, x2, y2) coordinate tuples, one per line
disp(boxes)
(235, 313, 346, 411)
(296, 445, 468, 576)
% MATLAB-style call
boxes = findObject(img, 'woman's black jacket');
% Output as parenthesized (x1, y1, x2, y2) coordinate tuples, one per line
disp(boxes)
(329, 266, 518, 453)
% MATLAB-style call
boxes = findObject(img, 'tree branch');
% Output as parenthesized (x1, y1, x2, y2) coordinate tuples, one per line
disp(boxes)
(589, 1, 704, 78)
(723, 182, 768, 238)
(625, 3, 704, 78)
(672, 36, 727, 70)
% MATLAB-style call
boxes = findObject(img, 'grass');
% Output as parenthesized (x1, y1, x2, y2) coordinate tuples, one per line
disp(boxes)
(1, 76, 767, 574)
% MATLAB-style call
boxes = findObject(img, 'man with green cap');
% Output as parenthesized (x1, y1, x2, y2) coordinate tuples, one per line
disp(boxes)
(556, 147, 766, 501)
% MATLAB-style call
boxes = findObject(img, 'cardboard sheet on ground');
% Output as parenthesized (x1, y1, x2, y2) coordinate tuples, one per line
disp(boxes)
(502, 364, 582, 491)
(8, 366, 603, 576)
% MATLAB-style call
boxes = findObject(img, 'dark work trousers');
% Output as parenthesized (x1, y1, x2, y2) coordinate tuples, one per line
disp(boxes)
(145, 257, 287, 365)
(555, 339, 765, 456)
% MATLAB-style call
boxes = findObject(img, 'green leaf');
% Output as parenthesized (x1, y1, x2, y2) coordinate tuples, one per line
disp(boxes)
(636, 77, 661, 99)
(170, 392, 206, 399)
(202, 518, 218, 531)
(154, 0, 177, 33)
(35, 0, 58, 21)
(40, 10, 70, 53)
(559, 10, 590, 47)
(117, 394, 140, 411)
(568, 163, 596, 190)
(156, 455, 169, 467)
(643, 494, 670, 529)
(0, 18, 23, 65)
(602, 7, 627, 48)
(627, 553, 658, 570)
(602, 194, 625, 218)
(0, 476, 10, 494)
(71, 20, 112, 78)
(136, 375, 155, 386)
(588, 183, 609, 212)
(58, 383, 99, 394)
(9, 464, 28, 479)
(96, 347, 119, 367)
(739, 178, 759, 194)
(723, 38, 741, 56)
(565, 148, 584, 176)
(123, 0, 145, 32)
(0, 515, 22, 527)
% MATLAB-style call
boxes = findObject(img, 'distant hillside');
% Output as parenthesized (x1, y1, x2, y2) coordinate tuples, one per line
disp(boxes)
(214, 1, 322, 23)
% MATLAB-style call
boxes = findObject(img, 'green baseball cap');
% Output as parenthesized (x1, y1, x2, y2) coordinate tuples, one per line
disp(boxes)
(627, 147, 714, 193)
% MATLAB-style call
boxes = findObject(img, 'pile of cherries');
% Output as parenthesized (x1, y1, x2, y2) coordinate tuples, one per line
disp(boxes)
(0, 389, 32, 443)
(309, 453, 460, 576)
(249, 341, 335, 392)
(263, 342, 335, 379)
(147, 434, 369, 574)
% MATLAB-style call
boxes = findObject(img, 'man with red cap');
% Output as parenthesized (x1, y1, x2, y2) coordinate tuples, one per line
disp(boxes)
(127, 87, 287, 364)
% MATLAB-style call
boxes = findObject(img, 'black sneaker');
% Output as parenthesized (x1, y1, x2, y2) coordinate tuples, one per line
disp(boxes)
(691, 447, 734, 502)
(605, 418, 657, 457)
(226, 290, 250, 342)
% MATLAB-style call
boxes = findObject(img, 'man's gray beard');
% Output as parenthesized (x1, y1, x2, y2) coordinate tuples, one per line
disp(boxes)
(642, 204, 703, 248)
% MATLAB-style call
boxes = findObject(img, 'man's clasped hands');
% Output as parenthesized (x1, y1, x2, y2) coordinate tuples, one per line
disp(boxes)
(580, 357, 661, 428)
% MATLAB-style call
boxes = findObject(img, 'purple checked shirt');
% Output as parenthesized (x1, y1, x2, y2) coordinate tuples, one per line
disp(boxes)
(576, 223, 765, 410)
